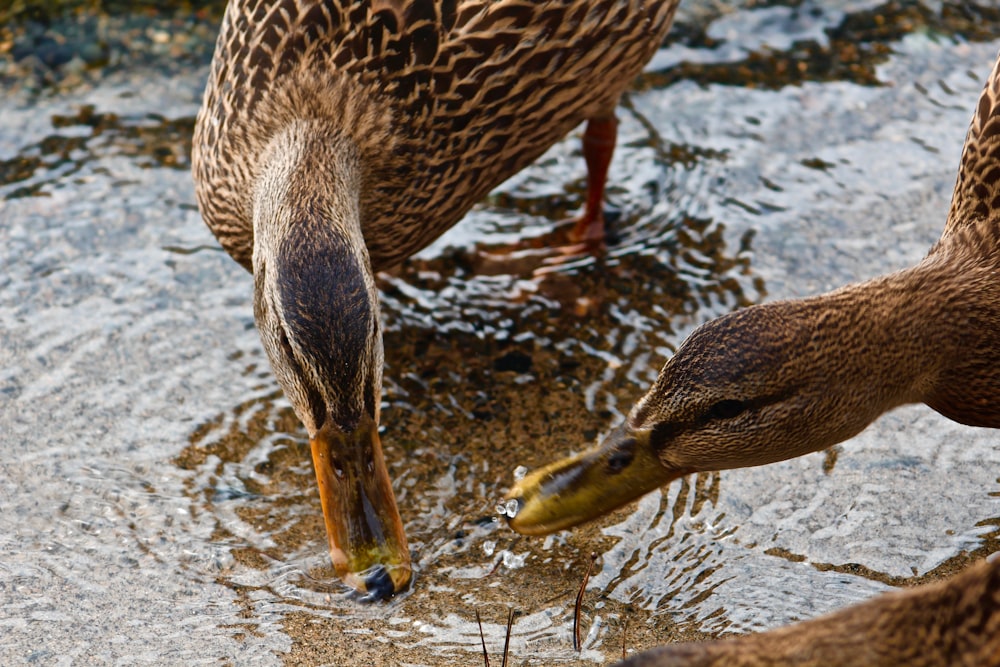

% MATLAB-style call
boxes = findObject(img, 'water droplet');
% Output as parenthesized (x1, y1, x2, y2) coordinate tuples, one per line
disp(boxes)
(502, 550, 526, 569)
(483, 540, 496, 557)
(513, 465, 527, 481)
(504, 499, 520, 518)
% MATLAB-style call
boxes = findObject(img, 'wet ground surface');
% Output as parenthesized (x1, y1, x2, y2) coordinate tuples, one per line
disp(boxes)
(2, 0, 1000, 664)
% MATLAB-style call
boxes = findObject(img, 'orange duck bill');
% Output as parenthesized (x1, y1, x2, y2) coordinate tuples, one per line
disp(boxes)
(310, 413, 411, 599)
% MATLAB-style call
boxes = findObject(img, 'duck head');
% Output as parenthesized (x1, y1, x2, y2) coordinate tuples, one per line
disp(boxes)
(505, 284, 929, 535)
(250, 121, 410, 597)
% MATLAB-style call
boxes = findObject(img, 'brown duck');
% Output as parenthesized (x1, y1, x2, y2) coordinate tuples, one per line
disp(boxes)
(506, 46, 1000, 667)
(506, 51, 1000, 536)
(191, 0, 680, 597)
(619, 555, 1000, 667)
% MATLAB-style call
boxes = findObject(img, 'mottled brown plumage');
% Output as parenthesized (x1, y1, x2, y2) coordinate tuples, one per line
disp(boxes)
(618, 556, 1000, 667)
(191, 0, 680, 596)
(194, 0, 680, 271)
(506, 50, 1000, 536)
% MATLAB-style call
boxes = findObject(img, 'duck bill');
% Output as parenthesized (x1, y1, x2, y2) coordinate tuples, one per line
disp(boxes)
(504, 424, 686, 536)
(310, 413, 411, 599)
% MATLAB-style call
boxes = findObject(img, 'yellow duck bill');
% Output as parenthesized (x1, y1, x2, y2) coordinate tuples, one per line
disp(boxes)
(310, 413, 411, 599)
(504, 423, 688, 536)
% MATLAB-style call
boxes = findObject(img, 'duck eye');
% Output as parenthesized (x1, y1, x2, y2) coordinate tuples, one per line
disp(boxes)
(706, 399, 747, 420)
(278, 328, 295, 358)
(277, 326, 327, 431)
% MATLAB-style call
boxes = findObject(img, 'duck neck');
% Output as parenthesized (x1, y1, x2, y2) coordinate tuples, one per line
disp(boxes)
(904, 223, 1000, 427)
(829, 231, 998, 429)
(251, 120, 382, 435)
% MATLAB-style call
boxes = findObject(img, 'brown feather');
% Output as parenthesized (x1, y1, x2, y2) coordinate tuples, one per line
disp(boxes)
(619, 556, 1000, 667)
(192, 0, 680, 271)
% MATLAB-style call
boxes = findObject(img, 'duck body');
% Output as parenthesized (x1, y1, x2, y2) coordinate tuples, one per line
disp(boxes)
(194, 0, 679, 272)
(619, 555, 1000, 667)
(192, 0, 680, 596)
(506, 50, 1000, 535)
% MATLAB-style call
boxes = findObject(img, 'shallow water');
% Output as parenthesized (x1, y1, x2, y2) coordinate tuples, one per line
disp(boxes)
(2, 1, 999, 664)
